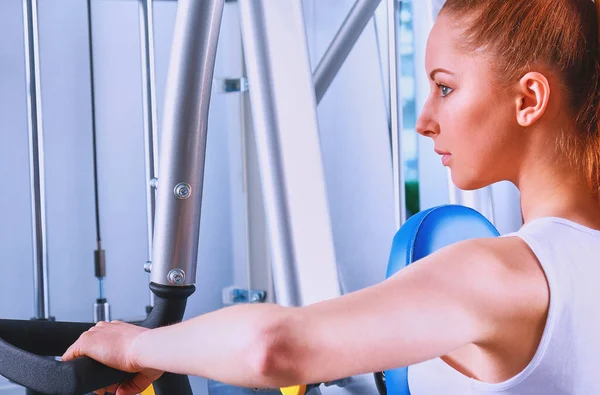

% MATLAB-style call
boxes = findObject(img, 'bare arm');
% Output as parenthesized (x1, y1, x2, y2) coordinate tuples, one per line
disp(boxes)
(64, 237, 547, 392)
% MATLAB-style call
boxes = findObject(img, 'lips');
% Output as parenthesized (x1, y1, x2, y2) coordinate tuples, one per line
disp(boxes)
(434, 149, 452, 166)
(441, 154, 452, 166)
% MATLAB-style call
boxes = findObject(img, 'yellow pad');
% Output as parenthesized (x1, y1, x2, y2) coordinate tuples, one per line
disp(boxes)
(141, 385, 155, 395)
(280, 385, 307, 395)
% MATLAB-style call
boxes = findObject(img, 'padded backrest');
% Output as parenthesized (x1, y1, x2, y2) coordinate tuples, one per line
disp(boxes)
(384, 205, 499, 394)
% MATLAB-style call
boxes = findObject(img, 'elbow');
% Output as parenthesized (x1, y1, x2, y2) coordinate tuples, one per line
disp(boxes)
(250, 308, 307, 388)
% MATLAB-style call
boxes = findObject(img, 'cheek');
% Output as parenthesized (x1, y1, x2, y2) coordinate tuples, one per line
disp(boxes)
(443, 91, 498, 153)
(444, 92, 514, 187)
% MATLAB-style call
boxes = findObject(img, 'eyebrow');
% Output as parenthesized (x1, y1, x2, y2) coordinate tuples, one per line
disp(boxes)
(429, 68, 454, 80)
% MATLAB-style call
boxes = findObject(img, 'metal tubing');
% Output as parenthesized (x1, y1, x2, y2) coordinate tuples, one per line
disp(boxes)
(238, 0, 300, 307)
(22, 0, 50, 320)
(388, 0, 407, 228)
(239, 0, 341, 307)
(313, 0, 382, 103)
(93, 299, 111, 323)
(150, 0, 225, 286)
(139, 0, 159, 306)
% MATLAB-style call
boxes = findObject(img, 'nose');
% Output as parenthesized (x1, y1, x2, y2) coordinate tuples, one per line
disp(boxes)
(415, 105, 439, 138)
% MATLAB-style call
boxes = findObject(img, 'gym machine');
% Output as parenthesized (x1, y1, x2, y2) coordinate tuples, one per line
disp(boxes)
(0, 0, 224, 393)
(0, 0, 497, 393)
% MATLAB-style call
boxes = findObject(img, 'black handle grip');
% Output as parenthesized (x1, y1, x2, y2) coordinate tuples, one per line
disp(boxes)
(0, 319, 94, 356)
(0, 284, 195, 395)
(0, 337, 133, 394)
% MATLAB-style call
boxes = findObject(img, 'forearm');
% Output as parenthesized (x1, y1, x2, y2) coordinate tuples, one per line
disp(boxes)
(130, 303, 301, 388)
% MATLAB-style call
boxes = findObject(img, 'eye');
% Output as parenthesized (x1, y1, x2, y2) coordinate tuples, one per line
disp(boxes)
(437, 84, 453, 97)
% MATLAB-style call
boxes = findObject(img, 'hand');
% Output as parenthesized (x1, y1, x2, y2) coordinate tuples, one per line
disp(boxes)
(62, 321, 163, 395)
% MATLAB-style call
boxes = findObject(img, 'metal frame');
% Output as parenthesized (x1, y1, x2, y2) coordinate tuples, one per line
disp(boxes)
(127, 0, 406, 312)
(139, 0, 160, 308)
(149, 0, 225, 287)
(313, 0, 382, 104)
(312, 0, 407, 229)
(242, 79, 275, 303)
(239, 0, 341, 306)
(22, 0, 50, 321)
(12, 0, 407, 392)
(387, 0, 407, 228)
(237, 0, 409, 308)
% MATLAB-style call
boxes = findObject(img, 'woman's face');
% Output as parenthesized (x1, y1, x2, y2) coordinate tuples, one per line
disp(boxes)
(416, 14, 524, 190)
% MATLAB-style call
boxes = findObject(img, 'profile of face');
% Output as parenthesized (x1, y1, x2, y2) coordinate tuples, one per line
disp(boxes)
(416, 14, 528, 190)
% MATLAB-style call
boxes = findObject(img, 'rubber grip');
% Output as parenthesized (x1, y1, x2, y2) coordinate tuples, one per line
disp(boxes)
(0, 337, 133, 394)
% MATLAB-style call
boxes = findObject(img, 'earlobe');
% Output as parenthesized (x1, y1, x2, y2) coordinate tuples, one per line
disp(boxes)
(515, 72, 550, 127)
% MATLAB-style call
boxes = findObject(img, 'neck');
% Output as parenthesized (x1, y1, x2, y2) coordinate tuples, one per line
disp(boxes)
(516, 156, 600, 229)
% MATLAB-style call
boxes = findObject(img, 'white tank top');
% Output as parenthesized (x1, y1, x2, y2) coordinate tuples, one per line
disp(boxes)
(408, 216, 600, 394)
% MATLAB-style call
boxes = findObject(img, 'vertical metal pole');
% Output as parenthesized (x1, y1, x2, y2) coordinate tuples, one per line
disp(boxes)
(313, 0, 382, 104)
(239, 0, 300, 307)
(388, 0, 407, 228)
(239, 0, 341, 307)
(240, 57, 275, 302)
(372, 16, 391, 125)
(86, 0, 112, 324)
(239, 60, 253, 294)
(139, 0, 159, 308)
(149, 0, 225, 288)
(22, 0, 50, 321)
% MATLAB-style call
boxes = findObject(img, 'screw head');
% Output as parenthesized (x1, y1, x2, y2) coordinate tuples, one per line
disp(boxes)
(167, 269, 186, 285)
(250, 293, 261, 303)
(174, 183, 191, 199)
(150, 178, 158, 189)
(143, 261, 152, 273)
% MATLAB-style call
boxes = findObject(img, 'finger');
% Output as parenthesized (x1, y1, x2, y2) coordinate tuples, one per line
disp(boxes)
(62, 343, 80, 361)
(62, 331, 91, 361)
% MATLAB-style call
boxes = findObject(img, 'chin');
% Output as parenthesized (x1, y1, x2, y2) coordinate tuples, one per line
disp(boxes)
(450, 170, 490, 191)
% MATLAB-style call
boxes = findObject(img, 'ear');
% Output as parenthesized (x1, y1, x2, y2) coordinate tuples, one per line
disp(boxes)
(515, 72, 551, 127)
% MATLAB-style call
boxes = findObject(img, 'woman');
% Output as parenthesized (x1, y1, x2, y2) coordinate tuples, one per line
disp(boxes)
(63, 0, 600, 394)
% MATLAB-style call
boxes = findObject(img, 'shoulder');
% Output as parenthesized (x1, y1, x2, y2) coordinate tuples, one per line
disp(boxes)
(445, 236, 545, 282)
(405, 236, 546, 289)
(400, 236, 549, 343)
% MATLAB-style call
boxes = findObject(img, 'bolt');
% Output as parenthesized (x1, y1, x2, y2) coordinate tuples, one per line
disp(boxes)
(174, 183, 191, 199)
(167, 269, 186, 285)
(250, 293, 261, 303)
(150, 178, 158, 189)
(144, 261, 152, 273)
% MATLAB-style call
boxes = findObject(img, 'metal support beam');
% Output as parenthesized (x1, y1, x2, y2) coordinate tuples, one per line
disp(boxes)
(139, 0, 160, 307)
(313, 0, 382, 104)
(22, 0, 50, 321)
(150, 0, 225, 287)
(388, 0, 407, 228)
(239, 0, 341, 307)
